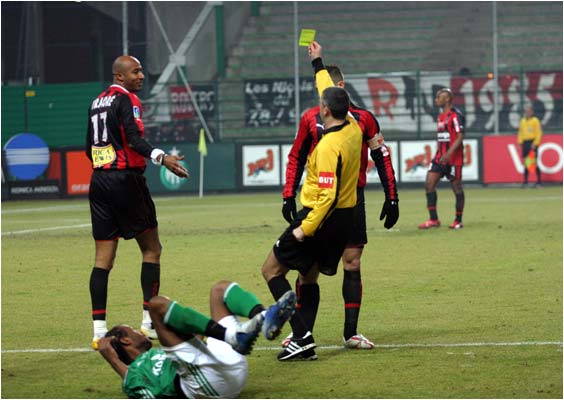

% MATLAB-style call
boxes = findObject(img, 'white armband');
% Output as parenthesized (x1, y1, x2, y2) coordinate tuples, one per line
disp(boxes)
(150, 149, 165, 165)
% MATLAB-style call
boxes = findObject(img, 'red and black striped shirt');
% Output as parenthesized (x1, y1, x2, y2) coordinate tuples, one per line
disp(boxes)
(86, 84, 154, 170)
(283, 103, 397, 200)
(434, 107, 465, 166)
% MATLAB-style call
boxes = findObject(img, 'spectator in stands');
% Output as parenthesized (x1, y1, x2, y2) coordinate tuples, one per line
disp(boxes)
(517, 104, 543, 187)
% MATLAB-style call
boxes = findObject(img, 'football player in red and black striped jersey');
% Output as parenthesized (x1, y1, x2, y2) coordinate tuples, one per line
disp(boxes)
(87, 55, 188, 350)
(281, 62, 398, 350)
(418, 88, 465, 230)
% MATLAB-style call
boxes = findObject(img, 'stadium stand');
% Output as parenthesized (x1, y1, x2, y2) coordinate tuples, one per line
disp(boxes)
(217, 1, 562, 139)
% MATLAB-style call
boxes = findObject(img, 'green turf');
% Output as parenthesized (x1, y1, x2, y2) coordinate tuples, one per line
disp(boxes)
(2, 186, 562, 398)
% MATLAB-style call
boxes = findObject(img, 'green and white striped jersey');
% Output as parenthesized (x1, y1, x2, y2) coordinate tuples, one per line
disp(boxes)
(123, 348, 179, 399)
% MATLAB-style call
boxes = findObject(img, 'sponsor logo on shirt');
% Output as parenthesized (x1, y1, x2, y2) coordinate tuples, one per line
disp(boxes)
(437, 132, 450, 142)
(91, 144, 116, 168)
(318, 171, 335, 188)
(133, 106, 141, 118)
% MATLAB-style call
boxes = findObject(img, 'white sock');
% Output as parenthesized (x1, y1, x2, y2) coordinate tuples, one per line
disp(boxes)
(142, 310, 152, 327)
(93, 320, 107, 337)
(224, 325, 237, 346)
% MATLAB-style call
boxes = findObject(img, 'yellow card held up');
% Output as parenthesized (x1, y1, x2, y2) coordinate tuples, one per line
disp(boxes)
(299, 29, 316, 46)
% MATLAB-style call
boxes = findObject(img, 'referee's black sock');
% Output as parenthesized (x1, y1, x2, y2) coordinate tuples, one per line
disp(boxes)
(297, 281, 320, 334)
(141, 262, 160, 310)
(426, 191, 438, 220)
(268, 275, 309, 339)
(90, 267, 109, 320)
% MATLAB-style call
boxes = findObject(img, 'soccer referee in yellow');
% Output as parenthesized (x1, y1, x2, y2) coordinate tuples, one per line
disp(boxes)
(261, 41, 363, 361)
(517, 104, 543, 187)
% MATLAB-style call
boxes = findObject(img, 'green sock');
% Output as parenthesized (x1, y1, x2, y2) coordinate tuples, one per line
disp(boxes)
(224, 282, 263, 318)
(164, 301, 212, 336)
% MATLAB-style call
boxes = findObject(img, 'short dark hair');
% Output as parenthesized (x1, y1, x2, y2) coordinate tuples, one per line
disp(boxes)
(326, 65, 344, 84)
(321, 87, 350, 120)
(437, 87, 453, 101)
(106, 326, 134, 365)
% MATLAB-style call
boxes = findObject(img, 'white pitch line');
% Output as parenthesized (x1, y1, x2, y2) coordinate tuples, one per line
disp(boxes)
(2, 341, 561, 354)
(2, 223, 91, 236)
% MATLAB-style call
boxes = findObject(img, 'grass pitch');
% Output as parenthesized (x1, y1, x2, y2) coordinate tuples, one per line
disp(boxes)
(1, 186, 562, 398)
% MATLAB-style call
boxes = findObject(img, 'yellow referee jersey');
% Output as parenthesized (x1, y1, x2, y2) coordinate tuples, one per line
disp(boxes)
(517, 116, 543, 146)
(299, 68, 363, 236)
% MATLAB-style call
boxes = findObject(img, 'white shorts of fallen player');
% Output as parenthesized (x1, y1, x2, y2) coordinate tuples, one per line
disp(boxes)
(162, 315, 248, 398)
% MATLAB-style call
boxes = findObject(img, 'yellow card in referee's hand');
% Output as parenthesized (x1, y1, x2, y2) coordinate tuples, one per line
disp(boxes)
(299, 29, 316, 46)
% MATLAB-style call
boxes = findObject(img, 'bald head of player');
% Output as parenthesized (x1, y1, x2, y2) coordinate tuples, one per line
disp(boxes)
(112, 55, 144, 92)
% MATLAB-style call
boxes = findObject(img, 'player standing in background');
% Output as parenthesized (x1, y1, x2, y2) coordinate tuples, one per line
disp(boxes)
(97, 281, 296, 398)
(87, 55, 189, 349)
(281, 65, 398, 350)
(419, 88, 465, 230)
(517, 104, 543, 187)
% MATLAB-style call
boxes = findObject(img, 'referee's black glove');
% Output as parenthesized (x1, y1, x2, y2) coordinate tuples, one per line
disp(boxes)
(379, 199, 399, 229)
(282, 197, 297, 223)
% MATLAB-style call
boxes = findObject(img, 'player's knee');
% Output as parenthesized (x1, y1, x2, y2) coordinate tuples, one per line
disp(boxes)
(211, 280, 231, 298)
(343, 257, 361, 272)
(261, 252, 284, 281)
(148, 296, 169, 317)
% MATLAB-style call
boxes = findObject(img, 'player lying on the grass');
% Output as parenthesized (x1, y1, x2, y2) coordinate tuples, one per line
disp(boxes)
(97, 281, 296, 398)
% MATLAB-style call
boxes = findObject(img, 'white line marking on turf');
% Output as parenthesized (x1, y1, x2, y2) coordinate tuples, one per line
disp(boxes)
(2, 341, 561, 354)
(2, 223, 91, 236)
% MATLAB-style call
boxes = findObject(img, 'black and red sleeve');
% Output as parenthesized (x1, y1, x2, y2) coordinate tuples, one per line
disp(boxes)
(118, 95, 153, 158)
(282, 112, 314, 198)
(370, 144, 398, 201)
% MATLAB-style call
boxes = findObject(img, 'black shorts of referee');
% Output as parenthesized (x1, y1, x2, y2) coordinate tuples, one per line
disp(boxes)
(273, 207, 354, 277)
(89, 169, 157, 241)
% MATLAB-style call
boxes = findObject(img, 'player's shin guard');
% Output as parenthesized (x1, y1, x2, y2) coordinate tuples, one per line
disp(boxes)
(426, 191, 438, 220)
(268, 275, 309, 338)
(90, 267, 109, 321)
(141, 262, 160, 311)
(343, 270, 362, 340)
(224, 282, 264, 318)
(297, 281, 320, 334)
(455, 191, 465, 223)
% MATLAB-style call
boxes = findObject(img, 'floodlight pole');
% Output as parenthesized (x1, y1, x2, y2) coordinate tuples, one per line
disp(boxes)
(293, 1, 300, 134)
(122, 2, 128, 55)
(492, 1, 499, 135)
(148, 1, 214, 143)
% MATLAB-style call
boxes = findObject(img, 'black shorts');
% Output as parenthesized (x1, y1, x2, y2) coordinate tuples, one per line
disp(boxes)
(429, 160, 462, 181)
(347, 187, 367, 248)
(89, 169, 157, 241)
(521, 140, 537, 158)
(273, 207, 354, 276)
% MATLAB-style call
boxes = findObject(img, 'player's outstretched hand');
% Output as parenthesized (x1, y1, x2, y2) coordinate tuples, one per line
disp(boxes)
(379, 199, 399, 229)
(163, 155, 189, 178)
(308, 41, 322, 60)
(282, 197, 297, 223)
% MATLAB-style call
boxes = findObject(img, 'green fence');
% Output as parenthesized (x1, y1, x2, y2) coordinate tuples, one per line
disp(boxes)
(1, 82, 105, 148)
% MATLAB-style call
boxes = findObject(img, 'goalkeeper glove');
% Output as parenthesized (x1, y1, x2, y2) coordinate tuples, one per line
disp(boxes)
(379, 199, 399, 229)
(282, 197, 297, 223)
